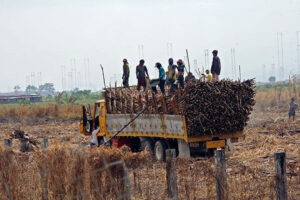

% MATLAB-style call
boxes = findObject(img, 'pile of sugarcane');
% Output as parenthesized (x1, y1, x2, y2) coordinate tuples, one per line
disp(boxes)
(180, 79, 255, 136)
(104, 79, 255, 136)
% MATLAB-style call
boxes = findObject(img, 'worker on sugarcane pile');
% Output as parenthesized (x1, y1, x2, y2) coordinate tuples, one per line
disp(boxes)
(177, 59, 185, 89)
(167, 58, 177, 92)
(136, 59, 149, 91)
(211, 50, 221, 82)
(152, 62, 166, 94)
(202, 69, 212, 82)
(122, 58, 130, 88)
(289, 97, 298, 121)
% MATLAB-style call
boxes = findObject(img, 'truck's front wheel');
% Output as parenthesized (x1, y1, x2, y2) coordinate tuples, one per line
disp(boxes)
(154, 140, 167, 161)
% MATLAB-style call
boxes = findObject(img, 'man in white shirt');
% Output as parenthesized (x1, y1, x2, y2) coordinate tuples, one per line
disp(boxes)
(90, 128, 100, 147)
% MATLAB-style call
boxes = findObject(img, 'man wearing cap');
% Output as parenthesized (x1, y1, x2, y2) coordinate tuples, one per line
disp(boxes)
(136, 59, 149, 91)
(177, 59, 185, 89)
(211, 50, 221, 82)
(122, 59, 130, 88)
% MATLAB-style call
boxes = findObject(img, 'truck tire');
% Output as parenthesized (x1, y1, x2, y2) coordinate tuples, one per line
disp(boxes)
(141, 138, 154, 154)
(154, 140, 167, 161)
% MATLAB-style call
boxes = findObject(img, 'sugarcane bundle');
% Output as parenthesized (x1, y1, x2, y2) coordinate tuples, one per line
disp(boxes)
(180, 79, 255, 136)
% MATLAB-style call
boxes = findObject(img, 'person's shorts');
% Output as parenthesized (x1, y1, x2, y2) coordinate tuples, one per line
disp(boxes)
(138, 77, 146, 87)
(289, 111, 295, 117)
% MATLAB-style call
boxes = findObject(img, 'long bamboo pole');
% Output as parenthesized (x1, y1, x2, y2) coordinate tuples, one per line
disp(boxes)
(186, 49, 191, 73)
(100, 64, 107, 89)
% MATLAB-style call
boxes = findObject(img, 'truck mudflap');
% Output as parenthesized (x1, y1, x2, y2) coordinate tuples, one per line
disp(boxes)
(205, 140, 225, 149)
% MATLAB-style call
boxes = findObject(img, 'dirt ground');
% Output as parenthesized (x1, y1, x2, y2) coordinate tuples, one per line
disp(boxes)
(0, 108, 299, 199)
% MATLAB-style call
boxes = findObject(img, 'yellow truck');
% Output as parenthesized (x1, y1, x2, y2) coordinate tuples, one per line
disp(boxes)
(80, 99, 243, 161)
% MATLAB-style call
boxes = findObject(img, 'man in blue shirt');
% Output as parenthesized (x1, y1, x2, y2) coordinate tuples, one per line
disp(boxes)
(177, 59, 185, 89)
(152, 62, 166, 94)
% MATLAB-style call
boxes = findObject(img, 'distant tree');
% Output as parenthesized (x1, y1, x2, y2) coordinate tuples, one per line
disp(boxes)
(38, 83, 55, 96)
(268, 76, 276, 83)
(25, 85, 38, 94)
(13, 85, 21, 93)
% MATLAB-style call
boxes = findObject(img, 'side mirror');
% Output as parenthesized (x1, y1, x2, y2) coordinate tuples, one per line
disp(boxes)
(82, 105, 87, 127)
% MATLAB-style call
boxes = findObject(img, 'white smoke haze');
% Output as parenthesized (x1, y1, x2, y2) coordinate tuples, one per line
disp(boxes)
(0, 0, 299, 91)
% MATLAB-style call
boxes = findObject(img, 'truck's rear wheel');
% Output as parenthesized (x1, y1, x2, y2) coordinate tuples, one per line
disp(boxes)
(141, 138, 154, 154)
(154, 140, 167, 161)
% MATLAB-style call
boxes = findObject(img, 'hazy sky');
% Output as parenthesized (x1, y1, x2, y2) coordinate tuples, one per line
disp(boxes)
(1, 0, 300, 92)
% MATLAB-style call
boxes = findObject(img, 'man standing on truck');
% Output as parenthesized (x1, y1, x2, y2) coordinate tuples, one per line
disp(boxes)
(122, 59, 130, 88)
(211, 50, 221, 82)
(152, 62, 166, 94)
(177, 59, 185, 89)
(202, 69, 212, 82)
(136, 59, 149, 91)
(167, 58, 177, 92)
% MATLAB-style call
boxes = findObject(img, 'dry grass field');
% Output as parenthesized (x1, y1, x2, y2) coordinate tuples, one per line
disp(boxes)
(0, 89, 299, 200)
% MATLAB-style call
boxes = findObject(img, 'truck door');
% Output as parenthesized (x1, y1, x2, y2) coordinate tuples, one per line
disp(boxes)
(99, 102, 107, 135)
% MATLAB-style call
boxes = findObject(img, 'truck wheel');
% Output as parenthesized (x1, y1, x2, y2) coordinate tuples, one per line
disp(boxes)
(141, 139, 154, 154)
(154, 140, 167, 161)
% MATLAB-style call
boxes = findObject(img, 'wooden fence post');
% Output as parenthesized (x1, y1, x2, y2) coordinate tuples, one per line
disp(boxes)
(275, 152, 288, 200)
(122, 163, 131, 200)
(166, 149, 178, 200)
(215, 149, 228, 200)
(41, 138, 49, 200)
(42, 138, 49, 149)
(4, 139, 12, 147)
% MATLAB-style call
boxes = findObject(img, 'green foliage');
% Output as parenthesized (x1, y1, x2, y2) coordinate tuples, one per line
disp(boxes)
(256, 81, 300, 91)
(13, 85, 21, 92)
(44, 89, 102, 104)
(39, 83, 55, 96)
(268, 76, 276, 83)
(25, 85, 38, 93)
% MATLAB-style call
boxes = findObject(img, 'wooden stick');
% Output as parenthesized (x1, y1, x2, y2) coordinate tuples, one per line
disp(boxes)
(152, 92, 158, 113)
(215, 149, 228, 200)
(100, 64, 107, 89)
(160, 95, 167, 114)
(186, 49, 191, 73)
(166, 149, 178, 200)
(239, 65, 241, 81)
(275, 152, 288, 200)
(145, 92, 149, 113)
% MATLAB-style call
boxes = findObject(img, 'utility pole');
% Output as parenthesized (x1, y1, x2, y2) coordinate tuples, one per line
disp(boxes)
(277, 32, 284, 81)
(262, 64, 266, 82)
(166, 42, 173, 58)
(204, 49, 209, 69)
(26, 75, 30, 86)
(193, 59, 198, 71)
(68, 71, 72, 90)
(138, 44, 144, 59)
(297, 31, 300, 73)
(61, 66, 66, 91)
(231, 48, 236, 80)
(87, 58, 91, 89)
(30, 72, 36, 87)
(37, 72, 42, 87)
